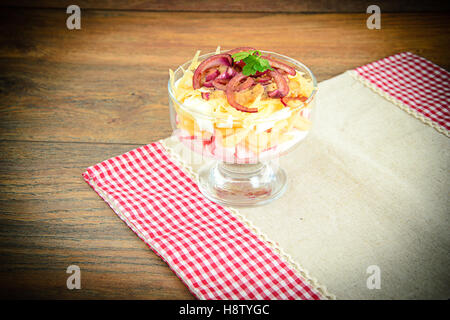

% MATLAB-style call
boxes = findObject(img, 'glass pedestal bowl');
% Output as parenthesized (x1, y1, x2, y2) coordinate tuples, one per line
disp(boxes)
(168, 50, 317, 207)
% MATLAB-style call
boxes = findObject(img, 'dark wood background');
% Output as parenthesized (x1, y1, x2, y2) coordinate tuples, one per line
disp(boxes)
(0, 1, 449, 299)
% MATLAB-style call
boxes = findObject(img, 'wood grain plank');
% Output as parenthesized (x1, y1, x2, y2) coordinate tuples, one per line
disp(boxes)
(2, 0, 450, 13)
(0, 140, 194, 299)
(0, 9, 448, 145)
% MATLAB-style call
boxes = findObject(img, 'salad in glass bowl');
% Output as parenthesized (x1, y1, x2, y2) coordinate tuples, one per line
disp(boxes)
(168, 47, 317, 206)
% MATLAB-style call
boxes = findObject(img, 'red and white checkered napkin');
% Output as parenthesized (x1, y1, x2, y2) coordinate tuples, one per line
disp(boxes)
(354, 52, 450, 134)
(83, 142, 324, 300)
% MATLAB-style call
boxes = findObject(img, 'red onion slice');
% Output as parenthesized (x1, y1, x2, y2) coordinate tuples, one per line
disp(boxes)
(205, 69, 220, 82)
(261, 55, 296, 76)
(225, 73, 258, 113)
(193, 54, 233, 89)
(267, 70, 289, 98)
(203, 81, 215, 88)
(281, 95, 308, 106)
(216, 67, 237, 81)
(236, 77, 255, 92)
(201, 92, 210, 100)
(212, 79, 228, 91)
(227, 67, 237, 78)
(213, 74, 253, 92)
(252, 70, 269, 77)
(255, 75, 272, 85)
(234, 60, 246, 70)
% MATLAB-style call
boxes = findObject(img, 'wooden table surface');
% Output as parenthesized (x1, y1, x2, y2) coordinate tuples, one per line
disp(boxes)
(0, 2, 449, 299)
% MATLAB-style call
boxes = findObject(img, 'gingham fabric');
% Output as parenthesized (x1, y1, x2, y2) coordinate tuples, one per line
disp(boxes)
(354, 52, 450, 132)
(83, 142, 324, 300)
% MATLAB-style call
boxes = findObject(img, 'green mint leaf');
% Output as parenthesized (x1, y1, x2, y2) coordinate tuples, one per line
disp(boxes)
(254, 63, 268, 72)
(232, 50, 273, 76)
(231, 51, 251, 62)
(259, 58, 271, 69)
(242, 64, 255, 76)
(243, 54, 258, 66)
(231, 50, 259, 62)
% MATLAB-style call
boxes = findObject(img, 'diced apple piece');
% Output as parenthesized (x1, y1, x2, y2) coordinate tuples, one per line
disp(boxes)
(244, 131, 270, 153)
(215, 127, 251, 148)
(177, 114, 196, 135)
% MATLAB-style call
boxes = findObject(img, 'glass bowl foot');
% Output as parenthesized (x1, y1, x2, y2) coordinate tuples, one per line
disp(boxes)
(198, 161, 287, 207)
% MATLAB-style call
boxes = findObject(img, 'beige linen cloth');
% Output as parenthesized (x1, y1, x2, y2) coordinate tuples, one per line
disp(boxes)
(162, 71, 450, 299)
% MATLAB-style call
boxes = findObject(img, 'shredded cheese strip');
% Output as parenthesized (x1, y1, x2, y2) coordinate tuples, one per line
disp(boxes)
(188, 50, 201, 71)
